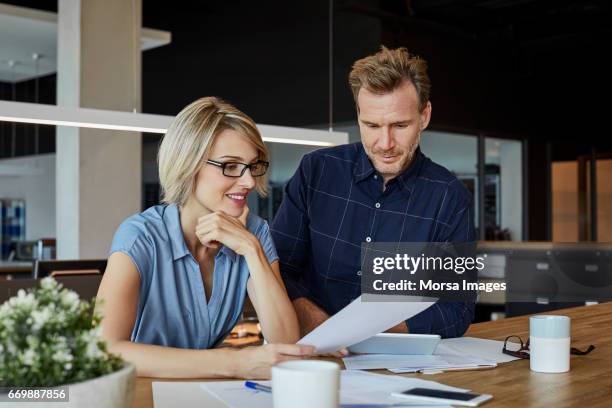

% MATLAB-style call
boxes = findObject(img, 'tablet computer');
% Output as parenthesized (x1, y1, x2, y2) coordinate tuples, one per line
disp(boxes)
(348, 333, 441, 355)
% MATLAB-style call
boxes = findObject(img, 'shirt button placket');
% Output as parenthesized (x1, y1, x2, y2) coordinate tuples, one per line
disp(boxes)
(368, 197, 383, 245)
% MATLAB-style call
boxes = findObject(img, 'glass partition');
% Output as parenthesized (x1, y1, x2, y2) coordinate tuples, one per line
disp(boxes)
(420, 130, 479, 230)
(484, 137, 523, 241)
(0, 123, 56, 263)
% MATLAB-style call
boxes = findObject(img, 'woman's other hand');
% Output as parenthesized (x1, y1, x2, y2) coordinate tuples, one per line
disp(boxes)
(316, 348, 349, 358)
(233, 343, 315, 379)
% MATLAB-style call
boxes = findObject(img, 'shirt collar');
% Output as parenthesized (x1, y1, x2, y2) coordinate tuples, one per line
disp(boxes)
(395, 147, 425, 189)
(353, 143, 425, 190)
(164, 203, 239, 263)
(353, 143, 377, 182)
(164, 204, 190, 261)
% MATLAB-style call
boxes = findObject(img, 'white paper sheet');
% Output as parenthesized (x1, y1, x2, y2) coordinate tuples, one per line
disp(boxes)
(343, 354, 448, 370)
(298, 295, 435, 353)
(195, 371, 468, 408)
(340, 370, 466, 406)
(342, 353, 496, 372)
(388, 355, 497, 374)
(435, 337, 521, 364)
(342, 337, 517, 373)
(153, 382, 226, 408)
(202, 381, 272, 408)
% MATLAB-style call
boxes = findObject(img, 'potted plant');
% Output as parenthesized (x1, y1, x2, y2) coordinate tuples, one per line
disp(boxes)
(0, 277, 134, 407)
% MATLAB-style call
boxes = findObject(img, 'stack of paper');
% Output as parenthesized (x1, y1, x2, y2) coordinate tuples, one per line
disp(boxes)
(152, 371, 475, 407)
(343, 353, 496, 373)
(434, 337, 522, 364)
(196, 371, 470, 408)
(342, 337, 521, 373)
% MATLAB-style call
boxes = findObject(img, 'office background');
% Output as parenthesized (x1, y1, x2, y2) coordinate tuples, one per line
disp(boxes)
(0, 0, 611, 321)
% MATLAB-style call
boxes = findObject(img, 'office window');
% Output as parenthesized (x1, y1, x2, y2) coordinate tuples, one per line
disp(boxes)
(420, 130, 479, 230)
(484, 137, 523, 241)
(255, 142, 320, 221)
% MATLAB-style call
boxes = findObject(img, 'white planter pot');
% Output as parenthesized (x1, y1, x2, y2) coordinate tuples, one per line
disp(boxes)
(66, 363, 135, 408)
(1, 363, 135, 408)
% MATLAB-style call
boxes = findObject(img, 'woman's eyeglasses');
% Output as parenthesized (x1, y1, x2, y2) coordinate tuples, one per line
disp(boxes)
(207, 159, 269, 178)
(502, 335, 595, 359)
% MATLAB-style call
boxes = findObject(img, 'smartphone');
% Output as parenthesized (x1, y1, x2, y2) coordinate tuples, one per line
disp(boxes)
(391, 387, 492, 407)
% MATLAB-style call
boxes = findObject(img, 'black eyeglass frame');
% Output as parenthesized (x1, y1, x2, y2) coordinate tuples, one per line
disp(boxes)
(502, 335, 595, 360)
(206, 159, 269, 178)
(502, 335, 530, 359)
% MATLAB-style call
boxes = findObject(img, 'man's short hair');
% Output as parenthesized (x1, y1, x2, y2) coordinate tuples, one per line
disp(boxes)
(348, 46, 431, 112)
(158, 96, 269, 206)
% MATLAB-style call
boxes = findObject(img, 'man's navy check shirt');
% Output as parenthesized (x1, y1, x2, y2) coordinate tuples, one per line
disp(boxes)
(271, 142, 476, 338)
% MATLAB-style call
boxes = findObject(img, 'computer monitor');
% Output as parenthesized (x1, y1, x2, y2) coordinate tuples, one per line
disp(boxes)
(33, 259, 107, 279)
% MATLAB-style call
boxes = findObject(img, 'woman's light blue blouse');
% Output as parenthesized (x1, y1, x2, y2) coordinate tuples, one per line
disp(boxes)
(109, 204, 278, 349)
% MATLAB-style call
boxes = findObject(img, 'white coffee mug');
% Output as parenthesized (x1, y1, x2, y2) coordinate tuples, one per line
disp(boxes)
(529, 315, 570, 373)
(271, 360, 340, 408)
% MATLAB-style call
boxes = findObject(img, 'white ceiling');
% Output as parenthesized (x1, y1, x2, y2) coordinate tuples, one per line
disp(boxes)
(0, 3, 171, 83)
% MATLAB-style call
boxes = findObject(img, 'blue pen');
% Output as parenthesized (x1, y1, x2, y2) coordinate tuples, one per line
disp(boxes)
(244, 381, 272, 393)
(243, 382, 397, 407)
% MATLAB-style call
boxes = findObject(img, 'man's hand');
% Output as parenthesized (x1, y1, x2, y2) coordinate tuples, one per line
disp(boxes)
(293, 297, 330, 337)
(292, 297, 348, 357)
(385, 321, 409, 333)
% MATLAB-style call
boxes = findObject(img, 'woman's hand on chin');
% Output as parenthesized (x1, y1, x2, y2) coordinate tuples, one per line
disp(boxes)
(195, 208, 259, 256)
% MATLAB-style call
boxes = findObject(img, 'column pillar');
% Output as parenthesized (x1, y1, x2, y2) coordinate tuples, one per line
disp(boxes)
(56, 0, 142, 258)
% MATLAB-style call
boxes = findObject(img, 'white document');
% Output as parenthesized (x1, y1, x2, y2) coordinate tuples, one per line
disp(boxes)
(343, 353, 496, 371)
(340, 370, 466, 406)
(193, 371, 468, 408)
(342, 336, 517, 373)
(298, 295, 435, 353)
(343, 353, 496, 373)
(153, 382, 226, 408)
(435, 337, 521, 364)
(388, 355, 497, 373)
(203, 381, 272, 408)
(343, 354, 449, 370)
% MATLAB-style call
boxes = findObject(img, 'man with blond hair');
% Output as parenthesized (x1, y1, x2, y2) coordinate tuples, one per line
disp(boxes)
(271, 46, 475, 339)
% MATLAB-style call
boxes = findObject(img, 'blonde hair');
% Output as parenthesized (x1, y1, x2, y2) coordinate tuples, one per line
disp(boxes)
(158, 96, 269, 206)
(348, 46, 431, 112)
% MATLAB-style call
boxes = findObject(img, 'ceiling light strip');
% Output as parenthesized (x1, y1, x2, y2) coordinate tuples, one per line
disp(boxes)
(0, 100, 347, 146)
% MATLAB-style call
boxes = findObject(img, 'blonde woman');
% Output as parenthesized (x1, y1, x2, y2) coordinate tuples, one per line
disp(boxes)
(96, 97, 312, 378)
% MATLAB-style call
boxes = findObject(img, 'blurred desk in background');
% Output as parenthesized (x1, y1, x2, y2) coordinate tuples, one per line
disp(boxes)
(0, 275, 102, 303)
(0, 260, 33, 279)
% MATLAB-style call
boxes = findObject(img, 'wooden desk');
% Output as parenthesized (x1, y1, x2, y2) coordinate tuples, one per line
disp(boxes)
(132, 302, 612, 408)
